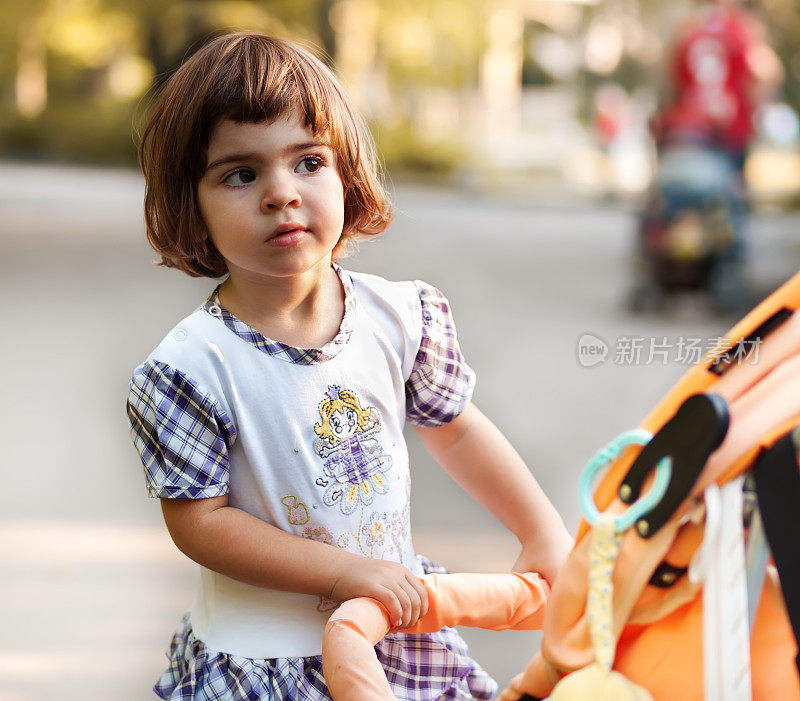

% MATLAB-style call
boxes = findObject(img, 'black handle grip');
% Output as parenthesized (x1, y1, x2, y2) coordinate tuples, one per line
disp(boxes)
(619, 393, 729, 538)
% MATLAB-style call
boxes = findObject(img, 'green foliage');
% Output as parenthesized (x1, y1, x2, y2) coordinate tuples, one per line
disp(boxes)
(375, 0, 485, 90)
(0, 97, 139, 164)
(371, 121, 470, 177)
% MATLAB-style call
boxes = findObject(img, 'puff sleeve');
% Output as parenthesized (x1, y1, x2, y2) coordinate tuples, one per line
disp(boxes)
(405, 282, 476, 426)
(126, 360, 236, 498)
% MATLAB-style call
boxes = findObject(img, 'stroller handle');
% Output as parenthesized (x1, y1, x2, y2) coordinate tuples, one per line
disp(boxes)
(322, 571, 550, 700)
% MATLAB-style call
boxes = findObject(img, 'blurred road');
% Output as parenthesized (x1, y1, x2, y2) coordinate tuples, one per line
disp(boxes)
(2, 162, 800, 699)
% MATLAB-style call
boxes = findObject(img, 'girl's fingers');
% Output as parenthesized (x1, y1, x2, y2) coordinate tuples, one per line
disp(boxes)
(397, 575, 426, 628)
(376, 588, 403, 628)
(407, 574, 429, 619)
(399, 582, 419, 629)
(393, 585, 413, 629)
(340, 563, 429, 630)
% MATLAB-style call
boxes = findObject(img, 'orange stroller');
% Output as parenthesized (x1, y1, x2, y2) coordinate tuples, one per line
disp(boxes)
(321, 271, 800, 700)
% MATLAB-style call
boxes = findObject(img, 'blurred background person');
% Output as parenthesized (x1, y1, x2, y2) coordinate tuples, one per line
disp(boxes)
(654, 0, 783, 172)
(631, 0, 785, 314)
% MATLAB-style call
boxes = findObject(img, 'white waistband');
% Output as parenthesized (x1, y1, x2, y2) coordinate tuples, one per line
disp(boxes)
(189, 567, 334, 659)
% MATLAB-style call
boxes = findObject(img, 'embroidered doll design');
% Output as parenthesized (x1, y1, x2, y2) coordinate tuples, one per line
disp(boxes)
(313, 385, 392, 515)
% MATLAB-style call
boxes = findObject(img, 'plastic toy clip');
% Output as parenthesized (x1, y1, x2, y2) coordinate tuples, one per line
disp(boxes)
(579, 428, 672, 534)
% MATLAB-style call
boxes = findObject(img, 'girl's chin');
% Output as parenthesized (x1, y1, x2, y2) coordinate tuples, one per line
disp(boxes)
(226, 254, 334, 282)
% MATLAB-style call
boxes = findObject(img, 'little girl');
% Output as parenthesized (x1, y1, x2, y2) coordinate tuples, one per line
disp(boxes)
(127, 32, 572, 700)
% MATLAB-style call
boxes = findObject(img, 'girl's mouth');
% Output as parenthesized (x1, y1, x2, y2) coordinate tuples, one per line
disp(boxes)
(267, 223, 308, 247)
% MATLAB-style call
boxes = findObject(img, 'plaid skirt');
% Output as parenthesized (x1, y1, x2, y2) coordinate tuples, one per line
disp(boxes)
(153, 559, 498, 700)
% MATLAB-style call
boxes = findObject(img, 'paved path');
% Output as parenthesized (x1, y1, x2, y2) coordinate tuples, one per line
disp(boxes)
(2, 163, 799, 699)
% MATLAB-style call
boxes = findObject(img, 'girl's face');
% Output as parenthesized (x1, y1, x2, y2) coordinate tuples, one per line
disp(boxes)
(197, 110, 345, 282)
(330, 407, 358, 438)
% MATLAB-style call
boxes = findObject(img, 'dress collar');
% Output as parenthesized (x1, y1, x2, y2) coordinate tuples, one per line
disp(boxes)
(202, 264, 356, 365)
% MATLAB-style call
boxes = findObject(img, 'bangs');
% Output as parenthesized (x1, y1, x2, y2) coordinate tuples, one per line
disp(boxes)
(201, 36, 335, 148)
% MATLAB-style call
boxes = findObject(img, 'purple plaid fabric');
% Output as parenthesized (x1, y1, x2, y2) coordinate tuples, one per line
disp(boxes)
(405, 282, 475, 427)
(153, 558, 497, 700)
(127, 361, 235, 498)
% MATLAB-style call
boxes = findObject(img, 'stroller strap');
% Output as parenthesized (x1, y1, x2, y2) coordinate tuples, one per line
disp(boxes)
(753, 428, 800, 679)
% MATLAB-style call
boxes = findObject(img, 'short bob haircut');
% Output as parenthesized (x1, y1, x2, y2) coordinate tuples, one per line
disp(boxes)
(138, 32, 392, 278)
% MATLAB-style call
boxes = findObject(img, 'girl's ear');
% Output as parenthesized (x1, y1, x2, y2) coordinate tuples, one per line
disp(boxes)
(196, 218, 209, 241)
(194, 203, 210, 242)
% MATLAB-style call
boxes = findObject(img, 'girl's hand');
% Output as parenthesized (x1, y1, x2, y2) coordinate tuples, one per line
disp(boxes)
(512, 528, 574, 587)
(329, 558, 429, 631)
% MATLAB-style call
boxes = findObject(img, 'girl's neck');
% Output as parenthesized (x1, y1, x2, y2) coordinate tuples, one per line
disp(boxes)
(218, 260, 345, 348)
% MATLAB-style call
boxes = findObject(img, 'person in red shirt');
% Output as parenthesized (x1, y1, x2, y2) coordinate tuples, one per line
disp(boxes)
(658, 0, 782, 169)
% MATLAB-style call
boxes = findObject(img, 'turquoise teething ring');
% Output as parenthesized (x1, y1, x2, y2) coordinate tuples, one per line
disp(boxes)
(579, 429, 673, 534)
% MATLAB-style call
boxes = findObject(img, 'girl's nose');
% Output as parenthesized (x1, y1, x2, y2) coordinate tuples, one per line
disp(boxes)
(261, 172, 301, 211)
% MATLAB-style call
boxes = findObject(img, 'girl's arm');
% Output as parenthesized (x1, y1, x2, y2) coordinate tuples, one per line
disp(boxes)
(414, 403, 573, 585)
(160, 496, 427, 630)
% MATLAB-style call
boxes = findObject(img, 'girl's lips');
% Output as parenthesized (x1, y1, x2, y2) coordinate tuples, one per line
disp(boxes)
(267, 225, 308, 247)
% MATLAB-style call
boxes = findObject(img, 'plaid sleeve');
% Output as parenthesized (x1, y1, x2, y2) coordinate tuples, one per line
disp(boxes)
(405, 282, 476, 426)
(126, 360, 236, 499)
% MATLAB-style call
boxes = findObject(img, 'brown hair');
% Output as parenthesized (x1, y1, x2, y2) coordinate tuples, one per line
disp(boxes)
(138, 32, 392, 278)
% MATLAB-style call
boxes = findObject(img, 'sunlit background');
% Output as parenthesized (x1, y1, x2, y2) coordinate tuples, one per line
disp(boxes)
(3, 0, 800, 198)
(3, 1, 800, 699)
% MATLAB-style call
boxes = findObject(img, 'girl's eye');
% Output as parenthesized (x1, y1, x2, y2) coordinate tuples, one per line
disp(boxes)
(296, 156, 324, 174)
(223, 168, 256, 187)
(331, 417, 340, 428)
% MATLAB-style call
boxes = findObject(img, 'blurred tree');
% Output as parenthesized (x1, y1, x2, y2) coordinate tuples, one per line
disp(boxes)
(758, 0, 800, 105)
(1, 0, 49, 117)
(375, 0, 485, 90)
(0, 0, 797, 171)
(0, 0, 339, 163)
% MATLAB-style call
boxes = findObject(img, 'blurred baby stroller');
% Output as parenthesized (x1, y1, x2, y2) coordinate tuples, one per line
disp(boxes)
(322, 270, 800, 700)
(630, 106, 749, 314)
